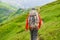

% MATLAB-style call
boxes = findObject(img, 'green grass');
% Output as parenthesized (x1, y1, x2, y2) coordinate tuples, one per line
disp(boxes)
(0, 2, 25, 24)
(0, 2, 16, 23)
(0, 0, 60, 40)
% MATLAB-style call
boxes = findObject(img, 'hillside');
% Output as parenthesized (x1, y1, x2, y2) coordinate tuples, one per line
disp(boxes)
(0, 0, 60, 40)
(0, 2, 25, 24)
(0, 2, 16, 23)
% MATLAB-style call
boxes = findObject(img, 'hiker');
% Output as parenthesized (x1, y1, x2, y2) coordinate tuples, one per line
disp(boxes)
(25, 8, 43, 40)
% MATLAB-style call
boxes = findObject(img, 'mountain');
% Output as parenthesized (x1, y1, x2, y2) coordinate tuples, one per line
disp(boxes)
(0, 2, 24, 24)
(0, 0, 60, 40)
(0, 2, 16, 23)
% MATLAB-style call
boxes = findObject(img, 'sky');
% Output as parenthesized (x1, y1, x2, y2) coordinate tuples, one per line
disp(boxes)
(0, 0, 56, 9)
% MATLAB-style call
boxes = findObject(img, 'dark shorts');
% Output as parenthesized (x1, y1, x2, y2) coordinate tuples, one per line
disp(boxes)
(30, 28, 38, 40)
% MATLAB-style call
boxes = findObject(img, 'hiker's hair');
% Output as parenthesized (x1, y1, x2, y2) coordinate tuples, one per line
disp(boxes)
(31, 8, 36, 10)
(31, 8, 38, 11)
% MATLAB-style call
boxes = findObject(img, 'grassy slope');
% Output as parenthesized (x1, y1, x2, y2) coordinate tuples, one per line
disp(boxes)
(0, 2, 16, 23)
(38, 1, 60, 40)
(0, 0, 60, 40)
(0, 2, 24, 24)
(0, 2, 16, 10)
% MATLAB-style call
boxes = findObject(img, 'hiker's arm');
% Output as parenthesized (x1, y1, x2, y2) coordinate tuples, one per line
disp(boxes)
(25, 14, 29, 30)
(38, 14, 43, 29)
(26, 18, 29, 30)
(40, 17, 43, 25)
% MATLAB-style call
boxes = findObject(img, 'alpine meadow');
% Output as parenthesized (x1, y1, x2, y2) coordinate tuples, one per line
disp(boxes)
(0, 0, 60, 40)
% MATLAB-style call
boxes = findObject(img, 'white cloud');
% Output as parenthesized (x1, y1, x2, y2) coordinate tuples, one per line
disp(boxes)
(0, 0, 56, 9)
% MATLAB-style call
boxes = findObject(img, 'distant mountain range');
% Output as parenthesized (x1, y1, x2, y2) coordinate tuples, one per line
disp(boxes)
(0, 2, 25, 24)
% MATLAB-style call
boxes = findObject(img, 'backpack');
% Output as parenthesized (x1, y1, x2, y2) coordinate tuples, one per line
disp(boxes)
(28, 11, 39, 28)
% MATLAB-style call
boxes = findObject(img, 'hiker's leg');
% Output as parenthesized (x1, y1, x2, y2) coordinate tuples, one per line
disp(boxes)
(30, 29, 33, 40)
(32, 29, 38, 40)
(30, 28, 38, 40)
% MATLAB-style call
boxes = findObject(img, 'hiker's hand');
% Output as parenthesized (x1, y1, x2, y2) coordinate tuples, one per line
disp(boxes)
(25, 28, 29, 31)
(41, 21, 43, 25)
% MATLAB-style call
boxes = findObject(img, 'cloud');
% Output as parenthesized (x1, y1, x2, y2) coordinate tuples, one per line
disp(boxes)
(0, 0, 56, 9)
(21, 0, 56, 8)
